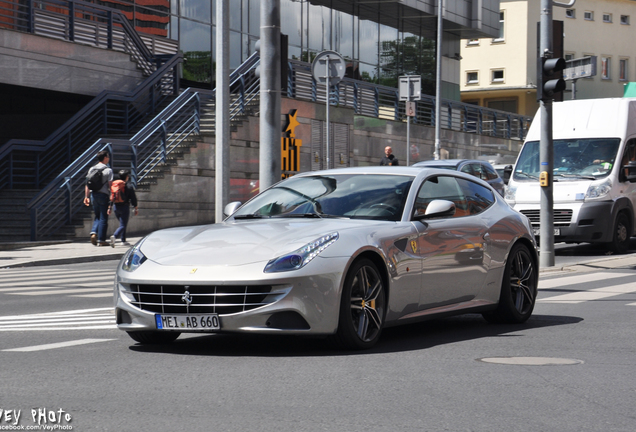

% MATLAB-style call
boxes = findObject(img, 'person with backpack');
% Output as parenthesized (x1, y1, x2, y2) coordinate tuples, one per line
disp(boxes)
(83, 150, 113, 246)
(107, 169, 138, 247)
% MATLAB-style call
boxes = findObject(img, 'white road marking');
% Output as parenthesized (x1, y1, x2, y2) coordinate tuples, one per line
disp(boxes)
(72, 293, 114, 298)
(0, 308, 117, 331)
(9, 288, 112, 296)
(538, 281, 636, 304)
(3, 338, 116, 352)
(539, 272, 634, 289)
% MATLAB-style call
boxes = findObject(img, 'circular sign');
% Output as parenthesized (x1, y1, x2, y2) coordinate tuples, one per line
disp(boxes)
(311, 50, 346, 86)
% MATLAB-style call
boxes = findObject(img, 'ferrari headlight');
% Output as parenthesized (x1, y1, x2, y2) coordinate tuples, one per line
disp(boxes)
(585, 178, 612, 200)
(122, 242, 147, 272)
(264, 232, 339, 273)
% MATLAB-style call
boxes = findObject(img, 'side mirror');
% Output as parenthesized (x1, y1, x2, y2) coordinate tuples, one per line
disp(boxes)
(413, 199, 456, 220)
(502, 165, 513, 185)
(624, 161, 636, 183)
(223, 201, 242, 218)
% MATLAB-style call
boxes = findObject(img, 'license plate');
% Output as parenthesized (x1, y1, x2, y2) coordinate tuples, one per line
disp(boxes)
(533, 228, 561, 236)
(155, 314, 220, 331)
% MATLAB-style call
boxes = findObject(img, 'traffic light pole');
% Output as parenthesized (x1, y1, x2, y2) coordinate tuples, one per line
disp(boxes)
(539, 0, 555, 267)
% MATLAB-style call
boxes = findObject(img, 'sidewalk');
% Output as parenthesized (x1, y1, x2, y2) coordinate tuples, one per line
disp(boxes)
(0, 237, 142, 268)
(1, 237, 636, 272)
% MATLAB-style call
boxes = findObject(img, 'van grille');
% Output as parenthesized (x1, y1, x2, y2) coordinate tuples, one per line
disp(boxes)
(519, 209, 573, 227)
(125, 284, 287, 315)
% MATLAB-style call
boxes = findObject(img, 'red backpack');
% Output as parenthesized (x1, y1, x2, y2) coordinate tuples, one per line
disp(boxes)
(110, 180, 127, 203)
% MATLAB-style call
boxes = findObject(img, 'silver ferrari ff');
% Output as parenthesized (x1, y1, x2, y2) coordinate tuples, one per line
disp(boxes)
(115, 166, 538, 350)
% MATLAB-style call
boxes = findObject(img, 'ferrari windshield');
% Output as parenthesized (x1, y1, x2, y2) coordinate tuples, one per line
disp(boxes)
(233, 174, 414, 221)
(514, 138, 621, 181)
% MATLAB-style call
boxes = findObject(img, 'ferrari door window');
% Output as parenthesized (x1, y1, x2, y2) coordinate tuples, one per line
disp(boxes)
(414, 176, 469, 218)
(456, 178, 495, 215)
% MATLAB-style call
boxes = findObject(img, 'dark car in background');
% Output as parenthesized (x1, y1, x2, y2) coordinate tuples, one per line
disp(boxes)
(413, 159, 506, 196)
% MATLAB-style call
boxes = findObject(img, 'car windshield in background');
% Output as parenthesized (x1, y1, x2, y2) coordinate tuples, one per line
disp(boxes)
(514, 139, 621, 181)
(233, 174, 414, 221)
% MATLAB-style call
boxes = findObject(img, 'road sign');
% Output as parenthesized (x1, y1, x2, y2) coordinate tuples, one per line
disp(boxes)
(563, 56, 597, 80)
(399, 75, 421, 101)
(406, 101, 416, 117)
(311, 51, 346, 86)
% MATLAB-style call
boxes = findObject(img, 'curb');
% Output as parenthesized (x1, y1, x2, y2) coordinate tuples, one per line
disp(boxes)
(0, 253, 126, 269)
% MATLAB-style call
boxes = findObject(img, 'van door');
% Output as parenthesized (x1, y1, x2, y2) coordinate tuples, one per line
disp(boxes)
(618, 138, 636, 236)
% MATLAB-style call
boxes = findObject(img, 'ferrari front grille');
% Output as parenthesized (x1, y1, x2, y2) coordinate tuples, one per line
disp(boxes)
(126, 284, 285, 315)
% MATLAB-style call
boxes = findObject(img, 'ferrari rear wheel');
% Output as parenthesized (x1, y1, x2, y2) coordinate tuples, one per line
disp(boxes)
(482, 243, 537, 324)
(127, 331, 181, 345)
(334, 258, 386, 350)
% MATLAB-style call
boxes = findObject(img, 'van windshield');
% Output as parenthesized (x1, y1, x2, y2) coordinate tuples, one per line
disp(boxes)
(513, 138, 621, 181)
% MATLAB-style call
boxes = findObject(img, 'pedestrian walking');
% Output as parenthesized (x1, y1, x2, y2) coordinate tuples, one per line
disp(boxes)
(83, 150, 113, 246)
(108, 169, 138, 247)
(380, 146, 399, 166)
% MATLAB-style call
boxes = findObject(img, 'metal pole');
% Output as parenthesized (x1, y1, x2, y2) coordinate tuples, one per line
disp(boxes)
(572, 79, 577, 100)
(434, 0, 443, 160)
(326, 56, 330, 169)
(215, 0, 230, 222)
(259, 0, 281, 189)
(540, 0, 555, 267)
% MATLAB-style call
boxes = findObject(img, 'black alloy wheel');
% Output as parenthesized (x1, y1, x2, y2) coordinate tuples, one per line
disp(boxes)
(483, 243, 537, 324)
(334, 258, 386, 350)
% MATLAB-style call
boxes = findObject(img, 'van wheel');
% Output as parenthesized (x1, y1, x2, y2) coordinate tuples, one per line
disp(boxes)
(607, 212, 631, 255)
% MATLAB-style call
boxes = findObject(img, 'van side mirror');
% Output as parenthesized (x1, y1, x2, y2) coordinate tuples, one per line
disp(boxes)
(503, 165, 513, 185)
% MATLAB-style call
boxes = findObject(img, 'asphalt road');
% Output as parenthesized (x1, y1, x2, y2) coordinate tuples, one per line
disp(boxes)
(0, 259, 635, 431)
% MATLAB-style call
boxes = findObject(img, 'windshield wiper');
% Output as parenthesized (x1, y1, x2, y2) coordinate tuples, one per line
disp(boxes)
(233, 213, 265, 219)
(272, 213, 323, 219)
(553, 173, 597, 180)
(514, 171, 540, 180)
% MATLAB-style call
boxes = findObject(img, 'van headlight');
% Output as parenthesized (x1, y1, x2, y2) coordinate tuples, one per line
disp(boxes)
(504, 185, 517, 204)
(585, 178, 612, 200)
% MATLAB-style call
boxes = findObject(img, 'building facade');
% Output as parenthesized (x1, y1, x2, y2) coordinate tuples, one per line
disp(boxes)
(460, 0, 636, 116)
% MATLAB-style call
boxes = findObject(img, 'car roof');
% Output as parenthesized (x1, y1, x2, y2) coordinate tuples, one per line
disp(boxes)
(413, 159, 488, 168)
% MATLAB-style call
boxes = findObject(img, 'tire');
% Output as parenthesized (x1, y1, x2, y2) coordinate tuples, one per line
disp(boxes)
(127, 331, 180, 345)
(607, 212, 631, 255)
(483, 243, 537, 324)
(333, 258, 386, 350)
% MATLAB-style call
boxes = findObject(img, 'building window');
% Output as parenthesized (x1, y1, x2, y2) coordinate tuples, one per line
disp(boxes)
(565, 53, 575, 61)
(621, 15, 630, 25)
(466, 71, 479, 84)
(620, 59, 629, 81)
(467, 38, 479, 46)
(566, 9, 575, 19)
(601, 57, 611, 79)
(584, 11, 594, 21)
(493, 11, 504, 42)
(603, 13, 612, 23)
(491, 69, 504, 83)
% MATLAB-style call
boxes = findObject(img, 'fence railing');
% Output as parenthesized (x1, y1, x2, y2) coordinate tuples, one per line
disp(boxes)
(287, 60, 531, 141)
(26, 53, 261, 240)
(0, 0, 182, 191)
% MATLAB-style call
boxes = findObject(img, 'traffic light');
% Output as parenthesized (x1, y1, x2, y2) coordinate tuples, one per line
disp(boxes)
(537, 56, 566, 102)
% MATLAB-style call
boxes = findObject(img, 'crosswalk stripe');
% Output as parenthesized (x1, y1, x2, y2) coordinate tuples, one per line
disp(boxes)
(9, 288, 112, 296)
(539, 271, 634, 289)
(3, 339, 116, 352)
(538, 281, 636, 304)
(0, 282, 113, 292)
(0, 276, 114, 286)
(72, 293, 114, 298)
(0, 272, 114, 283)
(0, 308, 116, 331)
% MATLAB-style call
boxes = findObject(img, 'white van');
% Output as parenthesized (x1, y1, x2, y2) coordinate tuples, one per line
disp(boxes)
(505, 98, 636, 254)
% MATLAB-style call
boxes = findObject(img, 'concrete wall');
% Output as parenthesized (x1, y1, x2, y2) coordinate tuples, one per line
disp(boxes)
(0, 29, 144, 96)
(79, 96, 520, 238)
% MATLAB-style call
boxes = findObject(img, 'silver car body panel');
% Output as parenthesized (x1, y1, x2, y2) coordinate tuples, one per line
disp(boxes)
(115, 166, 536, 336)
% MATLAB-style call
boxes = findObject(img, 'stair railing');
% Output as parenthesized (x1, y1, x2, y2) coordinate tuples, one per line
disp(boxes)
(27, 53, 260, 240)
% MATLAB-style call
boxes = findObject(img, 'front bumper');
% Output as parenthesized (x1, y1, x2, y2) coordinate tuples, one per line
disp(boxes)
(514, 200, 614, 243)
(114, 259, 344, 336)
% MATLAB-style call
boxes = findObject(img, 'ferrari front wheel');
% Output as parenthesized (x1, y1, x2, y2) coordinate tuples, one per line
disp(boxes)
(334, 258, 386, 350)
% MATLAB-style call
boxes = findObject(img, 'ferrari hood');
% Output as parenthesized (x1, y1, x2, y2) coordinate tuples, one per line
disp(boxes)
(139, 218, 388, 267)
